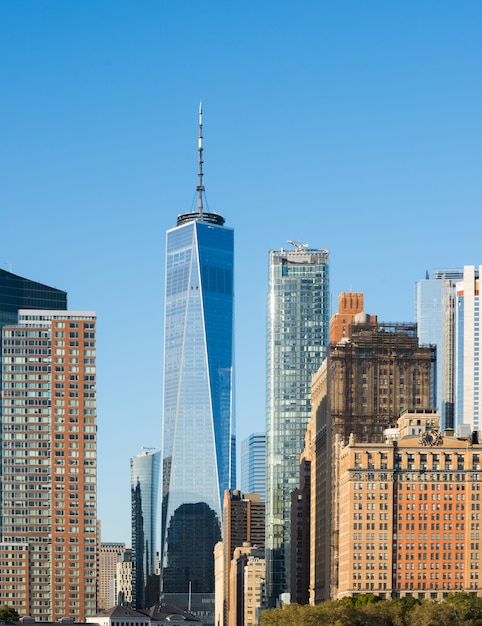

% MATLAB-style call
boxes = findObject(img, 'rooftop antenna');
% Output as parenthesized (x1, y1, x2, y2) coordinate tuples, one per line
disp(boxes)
(196, 101, 204, 220)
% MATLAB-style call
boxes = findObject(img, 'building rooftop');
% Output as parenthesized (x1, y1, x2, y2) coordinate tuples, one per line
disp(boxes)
(176, 211, 225, 227)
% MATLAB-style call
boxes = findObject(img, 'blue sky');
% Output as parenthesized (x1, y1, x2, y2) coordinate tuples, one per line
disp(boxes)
(1, 1, 481, 544)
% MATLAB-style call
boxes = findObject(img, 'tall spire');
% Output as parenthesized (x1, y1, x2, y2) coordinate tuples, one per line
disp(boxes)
(176, 102, 225, 227)
(196, 101, 204, 219)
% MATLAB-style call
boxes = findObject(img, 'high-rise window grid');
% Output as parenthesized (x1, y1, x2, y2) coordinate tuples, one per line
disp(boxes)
(0, 310, 96, 620)
(161, 213, 234, 620)
(266, 247, 329, 605)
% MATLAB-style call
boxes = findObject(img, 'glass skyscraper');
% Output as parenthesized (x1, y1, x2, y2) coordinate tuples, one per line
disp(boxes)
(161, 212, 234, 613)
(266, 245, 329, 605)
(415, 269, 463, 431)
(160, 107, 236, 624)
(454, 265, 481, 435)
(240, 432, 266, 500)
(131, 449, 161, 609)
(160, 107, 234, 621)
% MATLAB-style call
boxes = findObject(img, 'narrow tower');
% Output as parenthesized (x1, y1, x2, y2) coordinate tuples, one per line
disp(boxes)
(455, 265, 482, 435)
(415, 269, 463, 431)
(265, 244, 329, 605)
(160, 106, 235, 623)
(131, 449, 161, 609)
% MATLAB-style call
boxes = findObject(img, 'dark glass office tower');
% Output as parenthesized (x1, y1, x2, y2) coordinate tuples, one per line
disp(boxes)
(131, 450, 161, 609)
(0, 268, 67, 329)
(160, 107, 234, 622)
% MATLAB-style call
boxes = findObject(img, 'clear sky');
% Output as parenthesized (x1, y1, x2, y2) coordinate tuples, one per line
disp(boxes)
(1, 1, 481, 545)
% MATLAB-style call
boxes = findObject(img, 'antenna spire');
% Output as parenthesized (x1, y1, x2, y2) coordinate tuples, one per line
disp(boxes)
(196, 101, 204, 219)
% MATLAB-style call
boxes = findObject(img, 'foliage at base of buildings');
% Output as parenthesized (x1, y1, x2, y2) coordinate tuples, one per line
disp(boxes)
(260, 592, 482, 626)
(0, 605, 20, 621)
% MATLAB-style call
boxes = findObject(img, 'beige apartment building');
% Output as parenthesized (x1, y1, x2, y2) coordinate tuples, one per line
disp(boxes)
(116, 549, 133, 607)
(228, 544, 265, 626)
(338, 408, 482, 600)
(98, 543, 125, 610)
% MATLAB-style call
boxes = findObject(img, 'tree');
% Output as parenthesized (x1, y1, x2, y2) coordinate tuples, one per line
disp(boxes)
(0, 605, 19, 621)
(259, 594, 482, 626)
(354, 592, 383, 606)
(358, 599, 406, 626)
(444, 591, 482, 623)
(315, 599, 360, 625)
(409, 599, 464, 626)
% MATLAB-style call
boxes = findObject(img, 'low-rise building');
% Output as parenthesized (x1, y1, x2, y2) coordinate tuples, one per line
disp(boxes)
(86, 604, 201, 626)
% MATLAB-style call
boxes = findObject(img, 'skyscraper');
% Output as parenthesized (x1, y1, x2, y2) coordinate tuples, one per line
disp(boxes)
(415, 269, 463, 431)
(290, 426, 312, 606)
(240, 433, 266, 501)
(0, 269, 67, 469)
(0, 309, 97, 620)
(310, 305, 436, 602)
(454, 265, 481, 435)
(415, 266, 481, 436)
(160, 106, 235, 620)
(131, 449, 161, 609)
(265, 244, 329, 605)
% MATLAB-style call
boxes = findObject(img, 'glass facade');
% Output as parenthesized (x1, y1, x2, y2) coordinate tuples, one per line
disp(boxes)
(0, 268, 67, 330)
(131, 450, 161, 609)
(161, 215, 234, 605)
(266, 247, 329, 605)
(415, 269, 462, 431)
(240, 432, 266, 501)
(454, 265, 481, 435)
(455, 289, 465, 431)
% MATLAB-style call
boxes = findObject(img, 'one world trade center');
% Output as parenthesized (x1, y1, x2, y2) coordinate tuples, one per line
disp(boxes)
(160, 105, 235, 620)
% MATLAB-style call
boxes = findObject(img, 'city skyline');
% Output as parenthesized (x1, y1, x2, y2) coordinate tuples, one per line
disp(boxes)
(1, 1, 481, 544)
